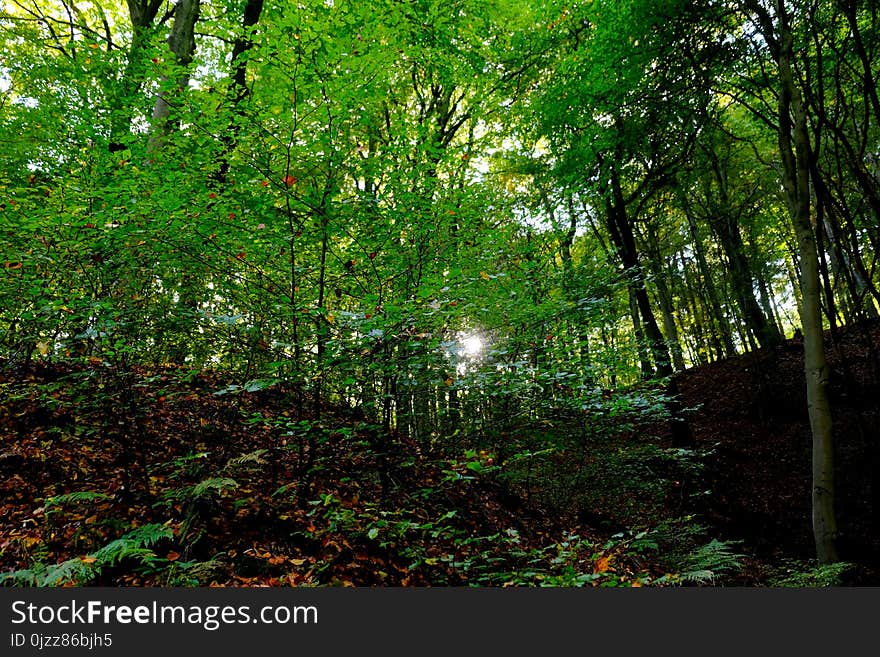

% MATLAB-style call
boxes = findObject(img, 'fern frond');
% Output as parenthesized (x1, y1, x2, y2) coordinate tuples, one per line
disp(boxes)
(157, 478, 239, 506)
(0, 564, 46, 587)
(89, 524, 173, 569)
(120, 523, 174, 548)
(93, 543, 155, 568)
(40, 558, 96, 586)
(192, 477, 238, 498)
(160, 477, 238, 504)
(678, 569, 717, 584)
(1, 524, 174, 587)
(679, 538, 744, 584)
(45, 491, 111, 511)
(1, 558, 95, 587)
(224, 450, 268, 472)
(771, 560, 855, 587)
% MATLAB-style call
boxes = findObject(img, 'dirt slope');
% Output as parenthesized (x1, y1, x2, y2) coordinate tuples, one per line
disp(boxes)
(676, 320, 880, 569)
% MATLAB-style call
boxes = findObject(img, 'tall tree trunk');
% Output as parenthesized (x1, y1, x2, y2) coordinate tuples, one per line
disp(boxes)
(654, 275, 687, 372)
(774, 0, 839, 563)
(682, 203, 737, 357)
(838, 0, 880, 136)
(628, 289, 653, 378)
(605, 168, 672, 377)
(756, 271, 784, 339)
(679, 250, 712, 364)
(603, 172, 691, 446)
(559, 196, 596, 383)
(704, 149, 782, 350)
(815, 203, 842, 332)
(643, 219, 686, 371)
(108, 1, 165, 150)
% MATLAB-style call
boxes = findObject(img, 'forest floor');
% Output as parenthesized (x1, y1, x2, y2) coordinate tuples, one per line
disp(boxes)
(0, 360, 659, 587)
(672, 318, 880, 584)
(1, 320, 879, 587)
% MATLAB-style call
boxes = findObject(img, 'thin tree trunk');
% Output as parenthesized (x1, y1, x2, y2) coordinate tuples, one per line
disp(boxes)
(679, 250, 712, 364)
(629, 289, 653, 378)
(704, 148, 781, 350)
(606, 169, 672, 377)
(775, 0, 839, 563)
(641, 216, 686, 371)
(559, 196, 596, 383)
(214, 0, 264, 182)
(147, 0, 200, 152)
(757, 272, 783, 339)
(654, 276, 686, 372)
(682, 204, 736, 356)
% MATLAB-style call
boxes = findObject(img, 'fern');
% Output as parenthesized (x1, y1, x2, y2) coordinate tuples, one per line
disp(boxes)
(0, 524, 173, 587)
(39, 559, 96, 587)
(770, 560, 855, 587)
(678, 539, 745, 584)
(1, 563, 50, 587)
(193, 476, 238, 498)
(118, 523, 174, 548)
(44, 490, 111, 514)
(1, 559, 93, 587)
(224, 450, 268, 472)
(158, 477, 238, 505)
(163, 558, 228, 586)
(92, 524, 173, 568)
(677, 569, 717, 584)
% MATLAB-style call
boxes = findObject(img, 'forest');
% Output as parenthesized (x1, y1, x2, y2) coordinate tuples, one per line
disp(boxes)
(1, 0, 879, 588)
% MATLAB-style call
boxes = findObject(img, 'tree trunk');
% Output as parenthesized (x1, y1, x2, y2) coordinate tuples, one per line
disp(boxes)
(605, 169, 672, 377)
(775, 0, 839, 563)
(108, 1, 165, 149)
(640, 213, 686, 370)
(214, 0, 265, 182)
(147, 0, 200, 152)
(628, 289, 653, 379)
(757, 272, 784, 340)
(557, 197, 597, 383)
(654, 273, 687, 372)
(704, 148, 782, 350)
(679, 250, 712, 364)
(682, 204, 736, 357)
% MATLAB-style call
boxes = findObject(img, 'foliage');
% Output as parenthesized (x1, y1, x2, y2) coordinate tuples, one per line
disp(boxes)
(1, 524, 173, 587)
(768, 560, 857, 588)
(1, 0, 877, 585)
(606, 517, 744, 586)
(44, 491, 112, 516)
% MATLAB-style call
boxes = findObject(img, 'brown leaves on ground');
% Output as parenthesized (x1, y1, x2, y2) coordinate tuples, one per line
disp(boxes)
(672, 319, 880, 580)
(0, 360, 659, 587)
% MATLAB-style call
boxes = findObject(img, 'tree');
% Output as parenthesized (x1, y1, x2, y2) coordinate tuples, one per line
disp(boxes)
(687, 120, 783, 350)
(737, 0, 839, 562)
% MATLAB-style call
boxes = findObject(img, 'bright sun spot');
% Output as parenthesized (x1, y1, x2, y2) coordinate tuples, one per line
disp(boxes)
(461, 334, 484, 357)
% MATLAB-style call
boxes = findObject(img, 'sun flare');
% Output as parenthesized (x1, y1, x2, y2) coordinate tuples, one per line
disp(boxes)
(461, 334, 484, 357)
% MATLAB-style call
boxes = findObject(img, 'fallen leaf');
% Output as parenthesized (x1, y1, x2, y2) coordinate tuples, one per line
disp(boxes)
(593, 556, 611, 574)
